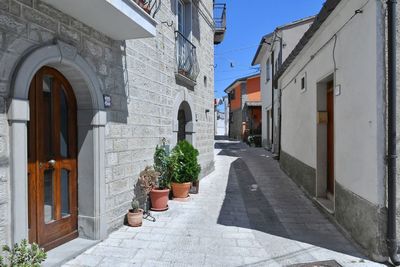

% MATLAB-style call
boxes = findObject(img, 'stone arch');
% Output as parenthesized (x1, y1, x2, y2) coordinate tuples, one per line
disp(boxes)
(172, 90, 196, 147)
(7, 40, 107, 244)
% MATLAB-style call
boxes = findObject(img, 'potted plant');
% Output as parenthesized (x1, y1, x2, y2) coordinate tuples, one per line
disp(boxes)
(127, 199, 143, 227)
(150, 146, 171, 211)
(170, 140, 201, 199)
(0, 239, 46, 266)
(135, 0, 151, 14)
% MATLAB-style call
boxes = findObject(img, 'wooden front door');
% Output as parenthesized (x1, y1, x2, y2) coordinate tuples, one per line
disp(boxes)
(326, 81, 334, 195)
(28, 66, 78, 251)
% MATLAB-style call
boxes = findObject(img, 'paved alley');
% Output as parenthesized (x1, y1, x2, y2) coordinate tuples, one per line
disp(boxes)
(63, 140, 384, 267)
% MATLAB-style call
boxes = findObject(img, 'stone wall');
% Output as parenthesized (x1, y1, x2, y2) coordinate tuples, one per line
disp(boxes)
(335, 182, 387, 260)
(0, 0, 215, 243)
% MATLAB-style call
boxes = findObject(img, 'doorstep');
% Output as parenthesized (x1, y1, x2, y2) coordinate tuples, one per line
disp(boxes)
(315, 197, 335, 214)
(43, 238, 99, 267)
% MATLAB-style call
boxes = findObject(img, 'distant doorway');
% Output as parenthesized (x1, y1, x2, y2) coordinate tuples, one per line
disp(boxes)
(178, 109, 186, 142)
(176, 101, 193, 144)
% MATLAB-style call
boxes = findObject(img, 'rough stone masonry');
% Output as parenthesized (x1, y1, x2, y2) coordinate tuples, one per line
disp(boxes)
(0, 0, 215, 246)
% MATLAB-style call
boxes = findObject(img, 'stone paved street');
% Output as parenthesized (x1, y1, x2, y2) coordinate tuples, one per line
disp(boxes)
(64, 140, 385, 267)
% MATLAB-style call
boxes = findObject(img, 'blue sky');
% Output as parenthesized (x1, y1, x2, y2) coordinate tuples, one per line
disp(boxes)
(214, 0, 325, 99)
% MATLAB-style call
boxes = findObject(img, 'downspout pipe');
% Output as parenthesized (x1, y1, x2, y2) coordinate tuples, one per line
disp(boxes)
(271, 50, 275, 147)
(387, 0, 400, 265)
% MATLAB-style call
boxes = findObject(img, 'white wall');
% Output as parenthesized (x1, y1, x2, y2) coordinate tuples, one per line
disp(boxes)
(258, 21, 313, 148)
(279, 0, 385, 205)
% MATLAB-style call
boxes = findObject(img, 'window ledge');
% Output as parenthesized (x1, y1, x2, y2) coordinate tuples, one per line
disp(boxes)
(175, 72, 196, 87)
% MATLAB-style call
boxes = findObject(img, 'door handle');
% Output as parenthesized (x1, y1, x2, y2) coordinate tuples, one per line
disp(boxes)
(40, 159, 56, 169)
(48, 159, 56, 167)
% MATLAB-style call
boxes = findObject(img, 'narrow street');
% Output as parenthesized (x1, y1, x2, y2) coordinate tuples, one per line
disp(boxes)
(64, 140, 384, 267)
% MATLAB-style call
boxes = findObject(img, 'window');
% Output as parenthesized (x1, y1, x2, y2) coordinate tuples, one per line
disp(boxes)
(266, 59, 271, 82)
(178, 0, 185, 34)
(300, 72, 307, 93)
(230, 89, 235, 100)
(175, 0, 198, 82)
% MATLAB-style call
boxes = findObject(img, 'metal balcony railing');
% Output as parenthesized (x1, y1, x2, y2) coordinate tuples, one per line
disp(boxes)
(175, 31, 200, 82)
(130, 0, 161, 18)
(213, 3, 226, 30)
(213, 3, 226, 44)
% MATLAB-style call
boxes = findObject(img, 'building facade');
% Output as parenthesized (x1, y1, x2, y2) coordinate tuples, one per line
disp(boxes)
(251, 17, 314, 153)
(224, 73, 260, 141)
(0, 0, 221, 254)
(275, 0, 395, 261)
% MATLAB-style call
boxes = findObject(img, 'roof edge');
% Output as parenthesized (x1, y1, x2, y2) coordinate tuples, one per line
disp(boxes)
(223, 73, 260, 93)
(275, 0, 342, 82)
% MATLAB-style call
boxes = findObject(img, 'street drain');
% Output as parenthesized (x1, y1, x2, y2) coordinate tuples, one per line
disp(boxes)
(287, 260, 342, 267)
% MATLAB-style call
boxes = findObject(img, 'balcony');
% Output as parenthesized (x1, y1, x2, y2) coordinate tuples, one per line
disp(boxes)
(175, 31, 200, 86)
(213, 2, 226, 44)
(42, 0, 160, 40)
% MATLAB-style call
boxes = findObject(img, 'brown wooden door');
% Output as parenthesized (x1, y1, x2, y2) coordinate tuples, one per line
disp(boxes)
(327, 81, 334, 195)
(28, 66, 78, 251)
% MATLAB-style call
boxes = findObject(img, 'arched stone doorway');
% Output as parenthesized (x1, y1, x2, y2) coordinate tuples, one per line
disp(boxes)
(172, 91, 196, 147)
(8, 41, 107, 247)
(177, 101, 193, 143)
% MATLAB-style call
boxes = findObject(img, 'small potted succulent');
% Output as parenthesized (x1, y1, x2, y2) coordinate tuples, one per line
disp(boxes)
(150, 146, 171, 211)
(170, 140, 201, 199)
(127, 199, 143, 227)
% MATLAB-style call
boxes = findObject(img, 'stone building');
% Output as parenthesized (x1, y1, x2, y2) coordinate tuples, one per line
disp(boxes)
(0, 0, 224, 257)
(274, 0, 400, 262)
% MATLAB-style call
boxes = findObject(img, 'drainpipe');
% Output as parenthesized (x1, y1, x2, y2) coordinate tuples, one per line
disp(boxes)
(277, 36, 283, 159)
(271, 50, 275, 147)
(387, 0, 400, 265)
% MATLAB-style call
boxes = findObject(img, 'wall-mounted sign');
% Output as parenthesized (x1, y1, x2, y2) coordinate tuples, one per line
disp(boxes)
(103, 94, 111, 108)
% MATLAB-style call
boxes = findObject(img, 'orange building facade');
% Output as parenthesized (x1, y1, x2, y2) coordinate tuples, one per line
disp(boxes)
(224, 74, 262, 145)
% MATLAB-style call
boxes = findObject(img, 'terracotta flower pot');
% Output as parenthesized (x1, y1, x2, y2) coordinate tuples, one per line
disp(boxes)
(150, 188, 170, 211)
(127, 209, 143, 227)
(171, 182, 191, 198)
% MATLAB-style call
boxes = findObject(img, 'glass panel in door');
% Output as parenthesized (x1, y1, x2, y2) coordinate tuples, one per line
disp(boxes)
(61, 169, 70, 217)
(60, 87, 69, 158)
(42, 75, 54, 161)
(44, 169, 54, 223)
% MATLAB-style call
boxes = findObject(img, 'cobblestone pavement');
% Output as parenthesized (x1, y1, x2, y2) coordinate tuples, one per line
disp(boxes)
(64, 140, 385, 267)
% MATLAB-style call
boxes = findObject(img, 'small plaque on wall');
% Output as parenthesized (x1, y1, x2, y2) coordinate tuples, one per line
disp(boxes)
(317, 111, 328, 124)
(103, 94, 112, 108)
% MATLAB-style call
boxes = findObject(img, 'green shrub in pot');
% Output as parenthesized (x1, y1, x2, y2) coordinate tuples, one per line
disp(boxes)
(170, 140, 201, 183)
(153, 145, 171, 189)
(169, 140, 201, 198)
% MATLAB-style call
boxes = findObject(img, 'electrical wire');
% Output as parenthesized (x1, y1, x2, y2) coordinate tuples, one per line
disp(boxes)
(215, 43, 263, 56)
(280, 0, 370, 91)
(215, 70, 259, 82)
(216, 67, 259, 73)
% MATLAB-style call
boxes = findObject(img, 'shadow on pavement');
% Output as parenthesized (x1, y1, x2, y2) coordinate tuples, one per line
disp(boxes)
(215, 140, 367, 259)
